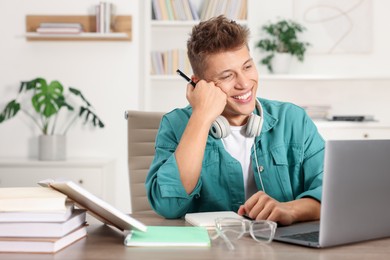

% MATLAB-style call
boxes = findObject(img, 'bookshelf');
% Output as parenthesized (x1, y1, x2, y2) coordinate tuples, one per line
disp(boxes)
(25, 15, 132, 41)
(140, 0, 249, 111)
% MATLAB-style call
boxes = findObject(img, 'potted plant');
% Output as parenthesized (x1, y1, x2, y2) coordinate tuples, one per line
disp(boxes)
(0, 77, 104, 160)
(255, 19, 310, 73)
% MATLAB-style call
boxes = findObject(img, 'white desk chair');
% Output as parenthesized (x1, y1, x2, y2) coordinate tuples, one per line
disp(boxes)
(125, 110, 164, 214)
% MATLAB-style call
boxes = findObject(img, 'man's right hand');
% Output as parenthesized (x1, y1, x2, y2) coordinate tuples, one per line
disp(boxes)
(186, 79, 227, 125)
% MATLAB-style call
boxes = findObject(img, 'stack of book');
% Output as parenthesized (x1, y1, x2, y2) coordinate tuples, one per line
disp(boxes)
(0, 187, 87, 254)
(200, 0, 248, 20)
(301, 105, 331, 121)
(95, 1, 115, 33)
(152, 0, 199, 21)
(152, 0, 248, 21)
(36, 22, 84, 34)
(151, 48, 192, 75)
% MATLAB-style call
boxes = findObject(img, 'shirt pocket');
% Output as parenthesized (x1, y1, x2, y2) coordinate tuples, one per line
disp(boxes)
(270, 145, 302, 201)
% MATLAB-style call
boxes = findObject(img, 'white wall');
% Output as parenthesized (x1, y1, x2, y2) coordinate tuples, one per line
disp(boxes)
(0, 0, 389, 213)
(248, 0, 390, 124)
(248, 0, 390, 76)
(0, 0, 140, 213)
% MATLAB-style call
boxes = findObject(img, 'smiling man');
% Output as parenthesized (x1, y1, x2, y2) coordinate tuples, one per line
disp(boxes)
(145, 16, 324, 226)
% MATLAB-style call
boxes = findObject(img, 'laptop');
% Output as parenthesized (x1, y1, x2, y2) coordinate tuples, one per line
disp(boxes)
(273, 139, 390, 248)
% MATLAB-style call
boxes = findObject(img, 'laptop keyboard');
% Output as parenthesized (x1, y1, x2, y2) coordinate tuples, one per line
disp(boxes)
(281, 231, 319, 243)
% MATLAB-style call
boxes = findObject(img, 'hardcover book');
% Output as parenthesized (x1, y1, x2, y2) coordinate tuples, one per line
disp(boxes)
(0, 209, 86, 237)
(0, 203, 74, 222)
(0, 226, 87, 253)
(0, 187, 68, 212)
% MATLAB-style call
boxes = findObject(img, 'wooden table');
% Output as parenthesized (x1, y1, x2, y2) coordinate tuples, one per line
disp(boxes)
(1, 212, 390, 260)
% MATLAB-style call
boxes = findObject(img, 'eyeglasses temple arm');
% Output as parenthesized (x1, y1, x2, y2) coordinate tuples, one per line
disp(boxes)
(214, 230, 235, 250)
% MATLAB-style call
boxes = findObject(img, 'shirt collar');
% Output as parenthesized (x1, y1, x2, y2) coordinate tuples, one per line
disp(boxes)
(255, 99, 278, 134)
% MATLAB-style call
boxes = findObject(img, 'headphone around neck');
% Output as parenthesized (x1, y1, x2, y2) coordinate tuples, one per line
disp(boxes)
(210, 99, 264, 139)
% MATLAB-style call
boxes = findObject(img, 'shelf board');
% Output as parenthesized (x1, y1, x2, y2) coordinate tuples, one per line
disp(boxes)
(258, 74, 390, 81)
(25, 32, 130, 41)
(314, 121, 390, 128)
(151, 74, 390, 81)
(25, 15, 132, 41)
(151, 19, 248, 27)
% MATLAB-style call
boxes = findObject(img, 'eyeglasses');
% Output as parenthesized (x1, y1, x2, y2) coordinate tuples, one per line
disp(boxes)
(211, 217, 277, 250)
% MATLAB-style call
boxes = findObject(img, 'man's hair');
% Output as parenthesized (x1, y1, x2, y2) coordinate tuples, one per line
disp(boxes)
(187, 15, 250, 78)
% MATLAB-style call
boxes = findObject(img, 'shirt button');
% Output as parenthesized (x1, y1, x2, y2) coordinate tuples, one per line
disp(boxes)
(258, 165, 264, 172)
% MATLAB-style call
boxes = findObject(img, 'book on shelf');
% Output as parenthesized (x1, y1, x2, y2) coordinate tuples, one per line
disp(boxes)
(200, 0, 247, 20)
(36, 22, 84, 34)
(36, 27, 83, 34)
(95, 1, 115, 33)
(165, 0, 175, 20)
(152, 0, 198, 21)
(0, 203, 74, 222)
(188, 0, 200, 20)
(176, 0, 190, 20)
(0, 209, 86, 238)
(151, 48, 191, 75)
(0, 225, 87, 254)
(0, 187, 68, 212)
(301, 105, 331, 120)
(124, 226, 210, 247)
(39, 22, 83, 29)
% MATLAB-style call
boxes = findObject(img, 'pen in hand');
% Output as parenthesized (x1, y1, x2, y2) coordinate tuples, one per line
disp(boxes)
(176, 69, 196, 87)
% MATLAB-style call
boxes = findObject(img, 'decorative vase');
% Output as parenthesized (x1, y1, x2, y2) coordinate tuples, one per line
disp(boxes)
(271, 53, 292, 74)
(38, 135, 66, 161)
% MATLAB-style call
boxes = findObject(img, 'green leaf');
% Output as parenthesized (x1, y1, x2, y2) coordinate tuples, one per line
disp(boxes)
(0, 100, 21, 123)
(69, 87, 91, 107)
(79, 107, 105, 128)
(31, 79, 65, 118)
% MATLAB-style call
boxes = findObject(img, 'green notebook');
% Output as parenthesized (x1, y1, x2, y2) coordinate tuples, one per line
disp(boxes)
(124, 226, 211, 247)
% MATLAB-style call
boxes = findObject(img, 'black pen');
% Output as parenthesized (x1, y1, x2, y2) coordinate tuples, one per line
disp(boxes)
(242, 214, 253, 220)
(176, 69, 196, 87)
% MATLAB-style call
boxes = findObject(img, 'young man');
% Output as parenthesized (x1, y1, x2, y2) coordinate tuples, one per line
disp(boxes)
(145, 16, 324, 226)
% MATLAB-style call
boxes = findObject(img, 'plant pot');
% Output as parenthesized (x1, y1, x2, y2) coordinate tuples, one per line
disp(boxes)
(38, 135, 66, 161)
(271, 53, 292, 74)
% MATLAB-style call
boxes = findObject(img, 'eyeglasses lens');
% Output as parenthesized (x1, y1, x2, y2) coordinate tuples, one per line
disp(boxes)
(251, 221, 275, 243)
(216, 218, 245, 241)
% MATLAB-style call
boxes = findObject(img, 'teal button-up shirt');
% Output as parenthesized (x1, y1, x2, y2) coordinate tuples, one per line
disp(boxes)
(145, 98, 325, 219)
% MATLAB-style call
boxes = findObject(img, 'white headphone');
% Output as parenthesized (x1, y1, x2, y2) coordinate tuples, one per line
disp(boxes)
(210, 99, 264, 139)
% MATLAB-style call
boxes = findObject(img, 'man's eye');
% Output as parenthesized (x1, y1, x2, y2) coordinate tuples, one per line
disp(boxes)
(244, 64, 252, 70)
(221, 74, 233, 80)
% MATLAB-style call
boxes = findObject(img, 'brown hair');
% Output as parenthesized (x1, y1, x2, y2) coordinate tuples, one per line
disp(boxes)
(187, 15, 250, 78)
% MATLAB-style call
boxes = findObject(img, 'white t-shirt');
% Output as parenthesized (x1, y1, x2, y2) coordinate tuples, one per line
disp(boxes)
(221, 125, 258, 200)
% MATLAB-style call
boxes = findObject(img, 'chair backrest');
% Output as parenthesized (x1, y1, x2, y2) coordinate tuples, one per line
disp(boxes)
(125, 110, 164, 214)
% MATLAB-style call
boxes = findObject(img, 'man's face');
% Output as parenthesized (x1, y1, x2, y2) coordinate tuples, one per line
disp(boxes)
(202, 46, 259, 126)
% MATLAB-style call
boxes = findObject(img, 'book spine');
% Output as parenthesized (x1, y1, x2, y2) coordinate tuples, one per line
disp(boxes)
(152, 0, 162, 20)
(188, 0, 200, 20)
(99, 2, 105, 33)
(104, 2, 112, 33)
(96, 5, 101, 33)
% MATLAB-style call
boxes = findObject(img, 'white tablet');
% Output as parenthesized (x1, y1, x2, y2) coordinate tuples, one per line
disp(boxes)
(38, 179, 147, 232)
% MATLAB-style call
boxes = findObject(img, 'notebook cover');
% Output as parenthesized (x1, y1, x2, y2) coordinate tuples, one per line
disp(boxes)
(124, 226, 210, 247)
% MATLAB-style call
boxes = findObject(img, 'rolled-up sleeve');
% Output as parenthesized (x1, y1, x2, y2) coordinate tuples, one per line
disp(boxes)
(145, 114, 202, 218)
